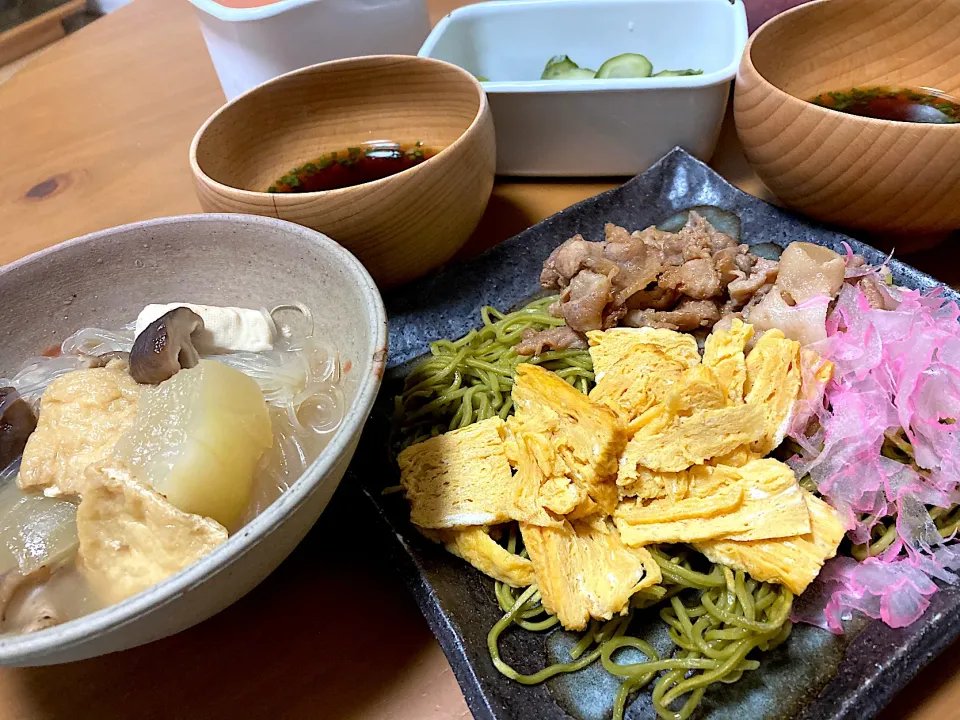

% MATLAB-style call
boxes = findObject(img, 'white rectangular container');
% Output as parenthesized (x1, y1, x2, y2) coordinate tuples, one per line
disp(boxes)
(189, 0, 431, 101)
(419, 0, 747, 176)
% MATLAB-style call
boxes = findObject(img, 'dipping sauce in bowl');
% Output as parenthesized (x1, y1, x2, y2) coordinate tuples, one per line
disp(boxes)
(734, 0, 960, 234)
(268, 141, 434, 193)
(190, 54, 495, 288)
(810, 86, 960, 124)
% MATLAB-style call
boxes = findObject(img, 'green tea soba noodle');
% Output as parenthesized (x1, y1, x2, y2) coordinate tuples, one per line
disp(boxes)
(394, 296, 593, 449)
(488, 529, 793, 720)
(394, 298, 794, 720)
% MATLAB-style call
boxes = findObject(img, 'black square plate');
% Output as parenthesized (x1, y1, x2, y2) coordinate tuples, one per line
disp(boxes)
(347, 148, 960, 720)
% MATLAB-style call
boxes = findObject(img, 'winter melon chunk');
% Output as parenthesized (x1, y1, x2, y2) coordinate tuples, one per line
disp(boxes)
(115, 360, 272, 529)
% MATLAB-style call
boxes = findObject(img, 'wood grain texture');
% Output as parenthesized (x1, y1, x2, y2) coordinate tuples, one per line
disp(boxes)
(0, 15, 63, 67)
(191, 54, 495, 289)
(0, 0, 83, 66)
(0, 1, 958, 718)
(0, 0, 225, 265)
(734, 0, 960, 235)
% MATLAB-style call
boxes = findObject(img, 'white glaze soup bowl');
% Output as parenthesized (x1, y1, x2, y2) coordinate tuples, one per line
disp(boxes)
(0, 214, 387, 665)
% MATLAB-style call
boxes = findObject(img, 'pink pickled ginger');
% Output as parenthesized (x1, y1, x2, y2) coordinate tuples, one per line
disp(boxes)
(789, 276, 960, 632)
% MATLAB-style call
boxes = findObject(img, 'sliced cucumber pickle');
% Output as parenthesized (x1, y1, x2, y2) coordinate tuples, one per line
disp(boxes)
(541, 55, 581, 80)
(657, 206, 742, 241)
(653, 69, 704, 77)
(550, 67, 597, 80)
(538, 53, 697, 81)
(595, 53, 653, 79)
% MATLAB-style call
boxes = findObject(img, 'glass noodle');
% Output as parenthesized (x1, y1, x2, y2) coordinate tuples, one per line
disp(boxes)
(0, 304, 344, 525)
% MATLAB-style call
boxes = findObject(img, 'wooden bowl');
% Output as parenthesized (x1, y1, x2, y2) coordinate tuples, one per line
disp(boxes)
(190, 55, 495, 288)
(734, 0, 960, 234)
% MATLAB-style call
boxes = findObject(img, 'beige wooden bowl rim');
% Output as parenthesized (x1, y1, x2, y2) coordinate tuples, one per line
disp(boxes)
(744, 0, 960, 132)
(189, 54, 489, 199)
(0, 213, 388, 662)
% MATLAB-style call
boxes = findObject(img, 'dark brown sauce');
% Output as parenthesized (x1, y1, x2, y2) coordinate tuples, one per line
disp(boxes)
(268, 142, 434, 193)
(810, 86, 960, 124)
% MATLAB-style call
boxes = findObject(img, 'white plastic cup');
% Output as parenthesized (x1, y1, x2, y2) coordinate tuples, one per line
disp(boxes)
(188, 0, 432, 101)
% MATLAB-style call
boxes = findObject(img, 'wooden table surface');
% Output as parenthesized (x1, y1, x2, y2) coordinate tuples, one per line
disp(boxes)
(1, 1, 959, 718)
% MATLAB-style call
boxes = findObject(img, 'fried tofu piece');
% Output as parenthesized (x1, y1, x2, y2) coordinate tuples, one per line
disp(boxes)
(696, 491, 845, 594)
(744, 330, 802, 454)
(702, 319, 754, 404)
(19, 366, 140, 497)
(588, 328, 700, 422)
(618, 402, 766, 477)
(77, 462, 227, 604)
(398, 417, 514, 529)
(521, 519, 661, 630)
(614, 459, 810, 546)
(436, 526, 534, 588)
(509, 364, 625, 523)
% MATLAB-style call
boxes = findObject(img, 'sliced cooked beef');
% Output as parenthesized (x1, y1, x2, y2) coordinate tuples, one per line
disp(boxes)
(674, 212, 739, 262)
(738, 283, 773, 316)
(514, 326, 588, 356)
(659, 257, 722, 300)
(540, 212, 778, 335)
(643, 229, 690, 267)
(604, 223, 633, 245)
(603, 224, 662, 306)
(540, 236, 606, 289)
(555, 270, 612, 332)
(727, 257, 779, 308)
(624, 299, 721, 331)
(626, 284, 679, 310)
(714, 246, 746, 285)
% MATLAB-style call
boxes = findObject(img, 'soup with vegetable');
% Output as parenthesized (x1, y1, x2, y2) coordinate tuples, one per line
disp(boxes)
(0, 303, 344, 633)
